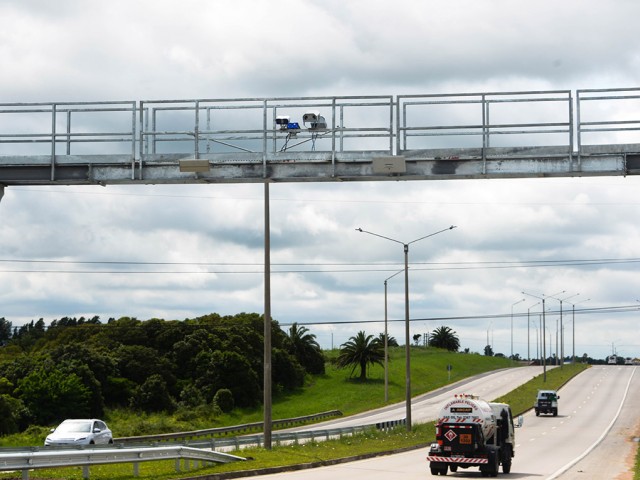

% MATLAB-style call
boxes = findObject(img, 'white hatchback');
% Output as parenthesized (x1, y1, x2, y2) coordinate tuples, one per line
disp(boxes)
(44, 419, 113, 446)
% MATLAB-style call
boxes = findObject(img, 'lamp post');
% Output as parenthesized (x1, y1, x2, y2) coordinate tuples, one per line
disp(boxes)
(527, 302, 540, 361)
(383, 269, 403, 403)
(263, 182, 272, 449)
(546, 293, 578, 368)
(522, 292, 546, 379)
(511, 298, 525, 359)
(522, 290, 564, 381)
(357, 225, 457, 431)
(566, 298, 589, 364)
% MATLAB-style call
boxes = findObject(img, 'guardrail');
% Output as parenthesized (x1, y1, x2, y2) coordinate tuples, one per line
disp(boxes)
(0, 418, 405, 479)
(116, 409, 342, 444)
(0, 445, 245, 480)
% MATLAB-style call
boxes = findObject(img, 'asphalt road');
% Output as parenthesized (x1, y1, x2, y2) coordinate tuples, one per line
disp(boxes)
(257, 365, 638, 479)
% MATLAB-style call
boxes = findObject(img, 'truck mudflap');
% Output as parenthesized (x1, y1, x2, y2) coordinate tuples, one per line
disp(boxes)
(428, 455, 489, 465)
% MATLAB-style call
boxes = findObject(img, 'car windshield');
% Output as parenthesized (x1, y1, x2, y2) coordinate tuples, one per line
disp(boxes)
(56, 421, 92, 433)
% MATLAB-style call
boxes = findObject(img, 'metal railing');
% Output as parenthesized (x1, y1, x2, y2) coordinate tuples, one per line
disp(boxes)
(576, 87, 640, 166)
(0, 445, 244, 480)
(1, 88, 640, 171)
(397, 90, 573, 150)
(116, 409, 342, 444)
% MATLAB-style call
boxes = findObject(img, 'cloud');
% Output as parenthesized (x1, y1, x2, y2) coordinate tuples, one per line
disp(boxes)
(1, 0, 640, 360)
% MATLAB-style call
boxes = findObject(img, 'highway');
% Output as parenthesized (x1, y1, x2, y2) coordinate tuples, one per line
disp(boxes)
(259, 365, 638, 479)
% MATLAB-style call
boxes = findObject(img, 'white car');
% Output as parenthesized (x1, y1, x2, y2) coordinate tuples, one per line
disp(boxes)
(44, 419, 113, 446)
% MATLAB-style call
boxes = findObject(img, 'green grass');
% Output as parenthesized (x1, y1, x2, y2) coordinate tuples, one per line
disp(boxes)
(0, 348, 511, 448)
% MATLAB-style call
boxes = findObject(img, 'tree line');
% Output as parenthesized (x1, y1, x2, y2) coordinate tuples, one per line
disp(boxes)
(0, 314, 462, 436)
(0, 314, 324, 435)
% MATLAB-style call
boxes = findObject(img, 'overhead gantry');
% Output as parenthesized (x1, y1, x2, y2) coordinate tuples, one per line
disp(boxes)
(0, 88, 639, 189)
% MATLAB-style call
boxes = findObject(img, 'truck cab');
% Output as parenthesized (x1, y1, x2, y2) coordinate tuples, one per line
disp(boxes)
(534, 389, 559, 416)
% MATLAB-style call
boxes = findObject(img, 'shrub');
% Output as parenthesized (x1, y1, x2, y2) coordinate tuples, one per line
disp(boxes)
(129, 374, 176, 413)
(213, 388, 234, 413)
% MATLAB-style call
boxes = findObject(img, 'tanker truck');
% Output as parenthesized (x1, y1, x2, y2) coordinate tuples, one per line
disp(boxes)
(427, 394, 522, 477)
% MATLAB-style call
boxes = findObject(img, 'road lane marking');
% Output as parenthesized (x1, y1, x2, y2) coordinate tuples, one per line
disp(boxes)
(547, 366, 637, 480)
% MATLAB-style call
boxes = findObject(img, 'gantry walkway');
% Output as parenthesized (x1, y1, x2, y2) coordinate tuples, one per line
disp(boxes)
(1, 87, 640, 192)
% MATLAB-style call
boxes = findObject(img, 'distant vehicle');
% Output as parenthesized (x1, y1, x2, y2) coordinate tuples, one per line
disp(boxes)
(44, 419, 113, 446)
(607, 355, 617, 365)
(625, 357, 634, 365)
(534, 389, 559, 416)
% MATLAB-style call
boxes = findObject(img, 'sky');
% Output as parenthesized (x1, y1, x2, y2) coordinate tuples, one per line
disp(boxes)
(1, 0, 640, 360)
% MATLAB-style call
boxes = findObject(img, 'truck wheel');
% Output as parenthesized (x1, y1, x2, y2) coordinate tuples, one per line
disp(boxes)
(449, 465, 458, 472)
(535, 409, 540, 416)
(490, 452, 499, 477)
(502, 445, 512, 473)
(553, 408, 558, 416)
(503, 457, 512, 474)
(430, 466, 447, 475)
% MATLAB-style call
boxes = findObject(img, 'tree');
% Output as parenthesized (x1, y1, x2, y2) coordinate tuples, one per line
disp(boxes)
(377, 333, 398, 347)
(285, 323, 325, 374)
(196, 350, 261, 407)
(0, 394, 27, 434)
(130, 374, 176, 412)
(336, 331, 384, 380)
(429, 326, 460, 352)
(413, 333, 422, 346)
(0, 317, 12, 345)
(17, 367, 91, 425)
(272, 348, 305, 390)
(484, 345, 494, 356)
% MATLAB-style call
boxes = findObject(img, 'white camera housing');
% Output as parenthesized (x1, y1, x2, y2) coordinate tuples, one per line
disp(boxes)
(303, 111, 327, 130)
(302, 111, 319, 123)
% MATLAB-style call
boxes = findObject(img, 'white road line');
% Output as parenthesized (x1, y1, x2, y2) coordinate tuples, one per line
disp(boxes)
(546, 366, 636, 480)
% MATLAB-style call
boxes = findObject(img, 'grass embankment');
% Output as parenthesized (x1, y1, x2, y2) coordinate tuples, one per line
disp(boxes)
(0, 347, 513, 446)
(0, 352, 589, 479)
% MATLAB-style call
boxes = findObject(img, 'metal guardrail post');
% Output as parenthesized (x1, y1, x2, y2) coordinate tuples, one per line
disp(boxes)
(194, 100, 200, 161)
(50, 103, 56, 181)
(138, 101, 145, 177)
(568, 90, 574, 170)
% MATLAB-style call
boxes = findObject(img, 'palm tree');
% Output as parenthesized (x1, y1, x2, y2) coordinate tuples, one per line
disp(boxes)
(286, 323, 325, 374)
(377, 332, 398, 347)
(429, 326, 460, 352)
(287, 323, 320, 353)
(336, 331, 384, 380)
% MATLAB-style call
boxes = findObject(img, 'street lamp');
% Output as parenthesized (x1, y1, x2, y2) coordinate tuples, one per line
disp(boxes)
(546, 293, 578, 368)
(522, 290, 564, 381)
(566, 298, 590, 364)
(383, 269, 403, 403)
(357, 225, 457, 431)
(511, 298, 525, 359)
(527, 301, 540, 361)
